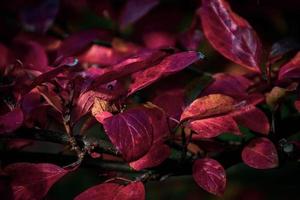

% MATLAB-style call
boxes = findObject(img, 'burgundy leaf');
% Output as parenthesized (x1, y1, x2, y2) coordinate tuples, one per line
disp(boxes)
(20, 0, 59, 33)
(74, 183, 122, 200)
(0, 108, 24, 134)
(37, 85, 64, 113)
(90, 49, 167, 89)
(4, 163, 68, 200)
(193, 158, 226, 196)
(0, 43, 13, 70)
(190, 115, 240, 139)
(278, 52, 300, 80)
(180, 94, 235, 121)
(152, 88, 185, 120)
(242, 137, 279, 169)
(198, 0, 262, 72)
(28, 57, 78, 92)
(6, 139, 33, 150)
(201, 73, 252, 98)
(57, 29, 112, 60)
(179, 17, 203, 51)
(295, 100, 300, 112)
(232, 106, 270, 135)
(120, 0, 159, 28)
(102, 108, 153, 161)
(13, 39, 48, 72)
(21, 89, 41, 114)
(128, 51, 203, 95)
(129, 144, 170, 170)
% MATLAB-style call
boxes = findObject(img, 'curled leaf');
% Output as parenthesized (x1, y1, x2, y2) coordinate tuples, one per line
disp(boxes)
(198, 0, 262, 72)
(193, 158, 226, 196)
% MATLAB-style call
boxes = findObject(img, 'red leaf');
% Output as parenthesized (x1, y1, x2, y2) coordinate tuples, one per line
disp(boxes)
(180, 94, 235, 121)
(4, 163, 68, 200)
(198, 0, 262, 72)
(130, 144, 170, 170)
(143, 31, 176, 49)
(278, 52, 300, 80)
(128, 51, 203, 95)
(190, 115, 240, 139)
(0, 108, 24, 134)
(193, 158, 226, 196)
(119, 0, 159, 28)
(232, 106, 270, 135)
(102, 108, 153, 161)
(75, 181, 145, 200)
(242, 137, 279, 169)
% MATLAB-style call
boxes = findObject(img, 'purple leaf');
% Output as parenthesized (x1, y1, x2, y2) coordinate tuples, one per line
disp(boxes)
(119, 0, 159, 28)
(57, 29, 112, 60)
(193, 158, 226, 196)
(20, 0, 59, 33)
(201, 73, 252, 98)
(0, 108, 24, 134)
(198, 0, 262, 72)
(242, 137, 279, 169)
(102, 108, 153, 161)
(4, 163, 68, 200)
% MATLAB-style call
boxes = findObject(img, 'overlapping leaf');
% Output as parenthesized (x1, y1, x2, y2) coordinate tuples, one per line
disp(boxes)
(198, 0, 262, 72)
(181, 94, 269, 138)
(128, 51, 203, 95)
